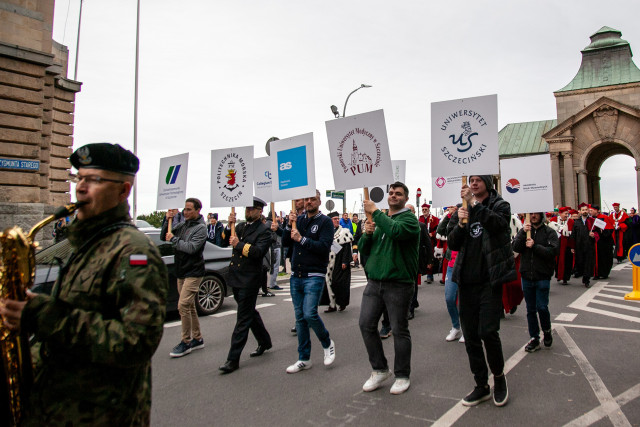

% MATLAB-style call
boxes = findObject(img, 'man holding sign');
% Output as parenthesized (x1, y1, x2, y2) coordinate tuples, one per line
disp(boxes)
(358, 182, 420, 395)
(447, 175, 515, 407)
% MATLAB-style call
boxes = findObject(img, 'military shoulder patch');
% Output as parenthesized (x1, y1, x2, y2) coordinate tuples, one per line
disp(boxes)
(130, 254, 148, 266)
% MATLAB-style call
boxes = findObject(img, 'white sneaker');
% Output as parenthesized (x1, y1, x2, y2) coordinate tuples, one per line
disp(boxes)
(286, 360, 312, 374)
(363, 369, 392, 392)
(446, 328, 462, 342)
(459, 335, 465, 343)
(390, 378, 411, 395)
(324, 340, 336, 366)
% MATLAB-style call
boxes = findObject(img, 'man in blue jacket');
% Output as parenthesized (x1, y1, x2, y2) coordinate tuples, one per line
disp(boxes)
(282, 190, 336, 373)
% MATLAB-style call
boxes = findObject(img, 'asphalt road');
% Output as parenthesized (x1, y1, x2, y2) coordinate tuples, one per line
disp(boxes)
(151, 262, 640, 426)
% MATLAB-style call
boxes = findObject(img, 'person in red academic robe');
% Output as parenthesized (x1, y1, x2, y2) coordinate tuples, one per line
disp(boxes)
(609, 203, 629, 263)
(591, 205, 614, 279)
(548, 206, 574, 285)
(419, 203, 439, 283)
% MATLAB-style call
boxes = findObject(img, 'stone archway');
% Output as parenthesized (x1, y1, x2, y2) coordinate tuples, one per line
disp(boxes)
(580, 140, 637, 207)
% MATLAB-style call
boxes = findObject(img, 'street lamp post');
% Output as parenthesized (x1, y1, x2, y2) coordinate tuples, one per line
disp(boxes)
(329, 84, 372, 213)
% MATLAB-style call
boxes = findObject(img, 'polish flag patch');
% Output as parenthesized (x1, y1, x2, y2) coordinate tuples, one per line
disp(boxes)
(129, 254, 148, 266)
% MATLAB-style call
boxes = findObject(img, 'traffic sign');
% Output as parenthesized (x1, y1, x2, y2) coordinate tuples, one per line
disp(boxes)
(416, 187, 422, 197)
(629, 244, 640, 267)
(325, 190, 345, 200)
(626, 243, 640, 300)
(326, 200, 335, 211)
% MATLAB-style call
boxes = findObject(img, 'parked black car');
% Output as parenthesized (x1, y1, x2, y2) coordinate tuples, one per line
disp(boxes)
(34, 228, 233, 315)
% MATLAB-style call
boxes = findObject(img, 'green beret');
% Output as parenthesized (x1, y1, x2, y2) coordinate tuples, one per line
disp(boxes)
(70, 143, 139, 176)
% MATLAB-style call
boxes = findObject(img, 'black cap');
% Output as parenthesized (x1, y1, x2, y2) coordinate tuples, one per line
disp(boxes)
(327, 211, 340, 218)
(70, 143, 139, 176)
(251, 197, 267, 209)
(211, 213, 218, 220)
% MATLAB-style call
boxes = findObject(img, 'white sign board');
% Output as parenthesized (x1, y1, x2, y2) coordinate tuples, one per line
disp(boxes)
(269, 133, 317, 202)
(500, 154, 554, 214)
(431, 175, 464, 208)
(431, 94, 499, 177)
(325, 109, 394, 190)
(370, 160, 407, 209)
(156, 153, 189, 210)
(210, 146, 254, 207)
(253, 156, 273, 203)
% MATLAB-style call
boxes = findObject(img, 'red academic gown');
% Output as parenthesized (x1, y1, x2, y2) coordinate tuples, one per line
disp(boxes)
(420, 214, 439, 276)
(610, 210, 629, 259)
(549, 217, 575, 282)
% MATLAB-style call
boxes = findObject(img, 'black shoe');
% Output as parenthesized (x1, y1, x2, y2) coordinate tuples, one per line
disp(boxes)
(462, 385, 491, 407)
(493, 374, 508, 407)
(219, 360, 239, 374)
(262, 292, 275, 297)
(407, 311, 415, 320)
(290, 326, 297, 334)
(337, 305, 346, 312)
(543, 330, 553, 348)
(509, 306, 518, 315)
(561, 280, 568, 286)
(250, 343, 272, 357)
(324, 306, 337, 313)
(524, 338, 541, 353)
(584, 281, 592, 288)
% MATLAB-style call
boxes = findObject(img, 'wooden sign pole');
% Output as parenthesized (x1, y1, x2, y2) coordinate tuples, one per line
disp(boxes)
(230, 207, 236, 237)
(461, 176, 468, 224)
(291, 200, 297, 231)
(525, 213, 531, 239)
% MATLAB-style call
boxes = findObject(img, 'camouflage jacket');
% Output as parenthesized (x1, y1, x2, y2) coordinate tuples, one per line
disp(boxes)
(21, 202, 168, 426)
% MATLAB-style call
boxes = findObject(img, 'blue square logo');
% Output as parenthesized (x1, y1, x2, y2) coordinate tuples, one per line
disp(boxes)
(277, 146, 308, 190)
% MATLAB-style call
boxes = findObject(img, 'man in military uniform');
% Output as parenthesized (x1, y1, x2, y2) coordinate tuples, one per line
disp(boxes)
(0, 143, 167, 426)
(218, 197, 273, 374)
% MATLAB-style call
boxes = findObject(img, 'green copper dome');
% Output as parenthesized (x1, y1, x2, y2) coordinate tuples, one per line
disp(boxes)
(556, 26, 640, 92)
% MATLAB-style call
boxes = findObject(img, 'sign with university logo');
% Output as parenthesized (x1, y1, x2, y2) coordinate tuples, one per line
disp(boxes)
(431, 94, 499, 177)
(499, 154, 554, 214)
(253, 156, 273, 202)
(157, 153, 189, 210)
(431, 175, 463, 208)
(325, 109, 393, 191)
(269, 133, 317, 202)
(211, 146, 254, 207)
(370, 160, 407, 209)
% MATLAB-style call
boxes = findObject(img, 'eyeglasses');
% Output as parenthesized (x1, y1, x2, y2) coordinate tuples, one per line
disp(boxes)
(72, 174, 124, 185)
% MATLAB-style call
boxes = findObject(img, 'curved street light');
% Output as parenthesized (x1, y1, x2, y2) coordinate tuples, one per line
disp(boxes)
(330, 84, 372, 118)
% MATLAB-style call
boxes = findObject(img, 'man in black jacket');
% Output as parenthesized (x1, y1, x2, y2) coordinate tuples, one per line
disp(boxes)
(162, 197, 207, 358)
(218, 197, 273, 374)
(512, 212, 559, 353)
(448, 175, 516, 408)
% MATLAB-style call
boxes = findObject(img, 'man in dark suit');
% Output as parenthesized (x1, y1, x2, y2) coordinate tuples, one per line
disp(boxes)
(218, 197, 274, 374)
(571, 202, 600, 288)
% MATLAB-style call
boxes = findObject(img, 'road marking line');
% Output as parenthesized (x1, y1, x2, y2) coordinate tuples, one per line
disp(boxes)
(565, 383, 640, 426)
(569, 282, 608, 309)
(351, 283, 368, 289)
(612, 263, 631, 271)
(567, 305, 640, 323)
(604, 285, 633, 289)
(600, 289, 632, 295)
(590, 299, 640, 312)
(164, 321, 181, 328)
(432, 333, 530, 427)
(555, 313, 578, 322)
(255, 303, 275, 309)
(557, 325, 632, 427)
(211, 310, 237, 317)
(283, 298, 292, 302)
(554, 323, 640, 334)
(597, 293, 640, 303)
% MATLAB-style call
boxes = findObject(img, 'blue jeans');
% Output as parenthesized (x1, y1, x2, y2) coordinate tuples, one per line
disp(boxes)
(269, 247, 281, 288)
(444, 266, 460, 329)
(290, 276, 331, 361)
(521, 279, 551, 339)
(359, 280, 414, 378)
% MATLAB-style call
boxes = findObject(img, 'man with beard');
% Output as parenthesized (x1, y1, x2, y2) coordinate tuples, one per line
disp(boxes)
(283, 191, 336, 373)
(448, 175, 516, 407)
(359, 182, 419, 395)
(548, 207, 574, 285)
(571, 203, 600, 288)
(321, 212, 353, 312)
(610, 203, 629, 263)
(512, 212, 559, 352)
(218, 197, 273, 374)
(591, 205, 614, 280)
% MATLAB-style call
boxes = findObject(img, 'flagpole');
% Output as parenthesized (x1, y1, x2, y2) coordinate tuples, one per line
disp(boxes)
(133, 0, 140, 221)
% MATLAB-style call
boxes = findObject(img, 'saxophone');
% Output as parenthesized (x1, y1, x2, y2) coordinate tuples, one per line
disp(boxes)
(0, 201, 86, 426)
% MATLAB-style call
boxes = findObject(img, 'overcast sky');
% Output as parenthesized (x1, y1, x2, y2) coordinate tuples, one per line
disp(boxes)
(51, 0, 640, 216)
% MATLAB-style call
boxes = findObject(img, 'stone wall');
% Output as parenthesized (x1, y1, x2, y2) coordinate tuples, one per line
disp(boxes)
(0, 0, 81, 248)
(555, 82, 640, 123)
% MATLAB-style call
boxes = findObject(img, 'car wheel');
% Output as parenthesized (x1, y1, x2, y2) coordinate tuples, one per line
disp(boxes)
(196, 276, 224, 315)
